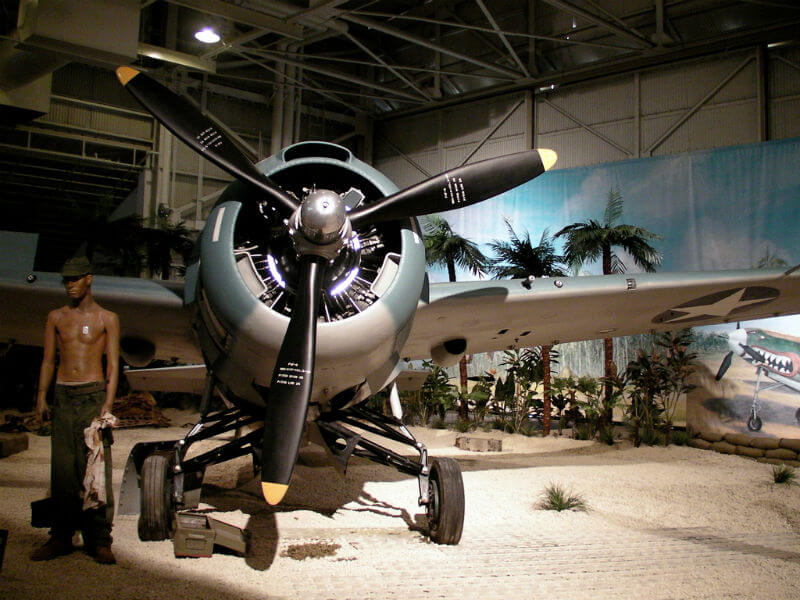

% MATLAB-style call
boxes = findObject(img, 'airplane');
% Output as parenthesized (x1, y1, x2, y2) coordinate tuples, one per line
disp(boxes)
(715, 328, 800, 432)
(1, 65, 799, 547)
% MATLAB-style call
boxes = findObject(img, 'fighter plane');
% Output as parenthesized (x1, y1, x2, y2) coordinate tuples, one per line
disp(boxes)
(715, 328, 800, 432)
(1, 66, 799, 547)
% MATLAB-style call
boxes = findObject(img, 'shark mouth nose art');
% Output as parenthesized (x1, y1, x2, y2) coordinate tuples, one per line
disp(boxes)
(745, 347, 800, 377)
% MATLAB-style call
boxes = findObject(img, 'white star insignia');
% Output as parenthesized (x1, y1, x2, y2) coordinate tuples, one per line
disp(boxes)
(665, 288, 768, 323)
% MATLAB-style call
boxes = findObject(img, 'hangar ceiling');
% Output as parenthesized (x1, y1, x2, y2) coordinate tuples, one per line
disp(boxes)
(1, 0, 799, 271)
(136, 0, 800, 117)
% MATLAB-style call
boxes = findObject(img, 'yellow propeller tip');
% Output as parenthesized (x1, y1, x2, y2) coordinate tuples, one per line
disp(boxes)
(116, 66, 140, 86)
(539, 149, 558, 171)
(261, 482, 289, 505)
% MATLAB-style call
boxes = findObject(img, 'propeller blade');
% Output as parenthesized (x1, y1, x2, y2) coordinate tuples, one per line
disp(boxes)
(349, 149, 557, 227)
(116, 66, 297, 214)
(260, 255, 325, 505)
(740, 344, 763, 363)
(715, 351, 733, 381)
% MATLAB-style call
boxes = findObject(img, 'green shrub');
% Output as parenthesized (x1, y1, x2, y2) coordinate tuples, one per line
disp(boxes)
(598, 426, 615, 446)
(773, 464, 797, 485)
(573, 422, 594, 440)
(454, 419, 472, 433)
(670, 430, 689, 446)
(430, 418, 447, 430)
(641, 428, 665, 446)
(537, 483, 588, 512)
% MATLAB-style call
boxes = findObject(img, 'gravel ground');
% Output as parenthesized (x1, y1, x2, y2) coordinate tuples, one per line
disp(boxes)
(1, 409, 799, 600)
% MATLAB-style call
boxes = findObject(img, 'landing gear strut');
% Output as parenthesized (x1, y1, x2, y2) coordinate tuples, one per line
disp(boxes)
(119, 404, 263, 541)
(120, 384, 466, 545)
(316, 386, 465, 545)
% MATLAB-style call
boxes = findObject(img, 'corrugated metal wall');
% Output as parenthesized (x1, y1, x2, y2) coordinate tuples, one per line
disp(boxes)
(770, 46, 800, 140)
(36, 45, 800, 227)
(375, 46, 800, 181)
(374, 93, 529, 189)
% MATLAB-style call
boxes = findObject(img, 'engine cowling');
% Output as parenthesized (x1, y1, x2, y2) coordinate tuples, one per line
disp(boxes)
(187, 142, 427, 411)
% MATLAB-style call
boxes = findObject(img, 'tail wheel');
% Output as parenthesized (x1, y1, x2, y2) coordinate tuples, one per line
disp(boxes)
(427, 457, 465, 545)
(747, 415, 763, 432)
(138, 453, 175, 541)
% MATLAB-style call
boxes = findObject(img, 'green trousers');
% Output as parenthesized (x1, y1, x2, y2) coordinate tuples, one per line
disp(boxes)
(51, 382, 113, 547)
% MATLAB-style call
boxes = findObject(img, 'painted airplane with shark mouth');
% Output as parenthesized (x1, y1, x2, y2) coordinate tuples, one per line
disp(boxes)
(716, 328, 800, 432)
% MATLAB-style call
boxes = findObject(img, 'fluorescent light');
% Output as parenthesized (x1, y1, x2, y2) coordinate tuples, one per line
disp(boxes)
(195, 27, 220, 44)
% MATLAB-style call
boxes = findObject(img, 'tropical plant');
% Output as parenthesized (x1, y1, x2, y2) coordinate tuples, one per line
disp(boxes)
(500, 348, 542, 433)
(85, 205, 195, 279)
(623, 329, 697, 445)
(772, 464, 796, 485)
(143, 205, 195, 279)
(423, 216, 487, 419)
(624, 351, 665, 447)
(598, 426, 616, 445)
(556, 188, 662, 426)
(487, 220, 567, 279)
(653, 329, 697, 444)
(463, 375, 493, 428)
(85, 214, 146, 276)
(403, 360, 457, 426)
(670, 430, 690, 446)
(537, 483, 588, 512)
(573, 374, 624, 439)
(488, 220, 567, 435)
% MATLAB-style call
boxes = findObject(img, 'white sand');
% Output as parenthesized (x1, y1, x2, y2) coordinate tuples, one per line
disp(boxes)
(1, 409, 799, 599)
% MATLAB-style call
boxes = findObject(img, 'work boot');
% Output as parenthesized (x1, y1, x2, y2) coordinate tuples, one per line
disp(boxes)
(91, 545, 116, 565)
(30, 537, 73, 561)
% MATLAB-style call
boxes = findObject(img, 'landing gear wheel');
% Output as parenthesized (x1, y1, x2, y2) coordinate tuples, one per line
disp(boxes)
(747, 415, 763, 432)
(426, 457, 464, 545)
(138, 453, 175, 541)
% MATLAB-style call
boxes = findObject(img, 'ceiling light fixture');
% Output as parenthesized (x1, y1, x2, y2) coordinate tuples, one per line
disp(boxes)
(195, 27, 220, 44)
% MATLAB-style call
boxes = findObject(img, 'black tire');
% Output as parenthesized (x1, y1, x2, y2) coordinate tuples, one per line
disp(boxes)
(747, 415, 763, 432)
(138, 453, 175, 541)
(427, 457, 464, 545)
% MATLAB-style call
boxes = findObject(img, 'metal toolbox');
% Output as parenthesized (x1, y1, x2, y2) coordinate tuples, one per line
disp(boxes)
(173, 512, 215, 558)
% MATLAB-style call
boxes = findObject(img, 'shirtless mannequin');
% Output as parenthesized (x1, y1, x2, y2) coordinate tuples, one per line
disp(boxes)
(31, 256, 120, 564)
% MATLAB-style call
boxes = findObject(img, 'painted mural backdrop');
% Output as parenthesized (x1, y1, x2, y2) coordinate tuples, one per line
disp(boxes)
(426, 137, 800, 437)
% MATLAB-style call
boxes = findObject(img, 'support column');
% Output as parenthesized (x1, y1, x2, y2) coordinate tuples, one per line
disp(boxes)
(756, 45, 768, 142)
(270, 43, 287, 155)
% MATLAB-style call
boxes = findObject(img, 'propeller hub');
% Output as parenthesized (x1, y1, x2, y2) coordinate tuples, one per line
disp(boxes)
(298, 188, 347, 244)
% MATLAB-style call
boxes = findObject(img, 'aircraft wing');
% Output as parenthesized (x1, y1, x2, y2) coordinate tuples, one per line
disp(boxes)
(0, 270, 201, 364)
(401, 268, 800, 360)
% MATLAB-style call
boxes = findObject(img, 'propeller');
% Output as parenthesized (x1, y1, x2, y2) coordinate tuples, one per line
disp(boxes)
(117, 65, 557, 505)
(715, 351, 733, 381)
(115, 67, 297, 215)
(349, 149, 557, 227)
(260, 255, 325, 505)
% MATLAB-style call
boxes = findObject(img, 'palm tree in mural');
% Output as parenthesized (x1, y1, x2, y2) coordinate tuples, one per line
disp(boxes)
(555, 188, 662, 426)
(487, 219, 568, 435)
(424, 215, 488, 420)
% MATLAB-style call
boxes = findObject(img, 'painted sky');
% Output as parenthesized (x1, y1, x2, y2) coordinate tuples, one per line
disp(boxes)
(424, 136, 800, 335)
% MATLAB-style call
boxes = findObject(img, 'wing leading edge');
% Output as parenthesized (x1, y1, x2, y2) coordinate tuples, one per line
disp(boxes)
(401, 268, 800, 360)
